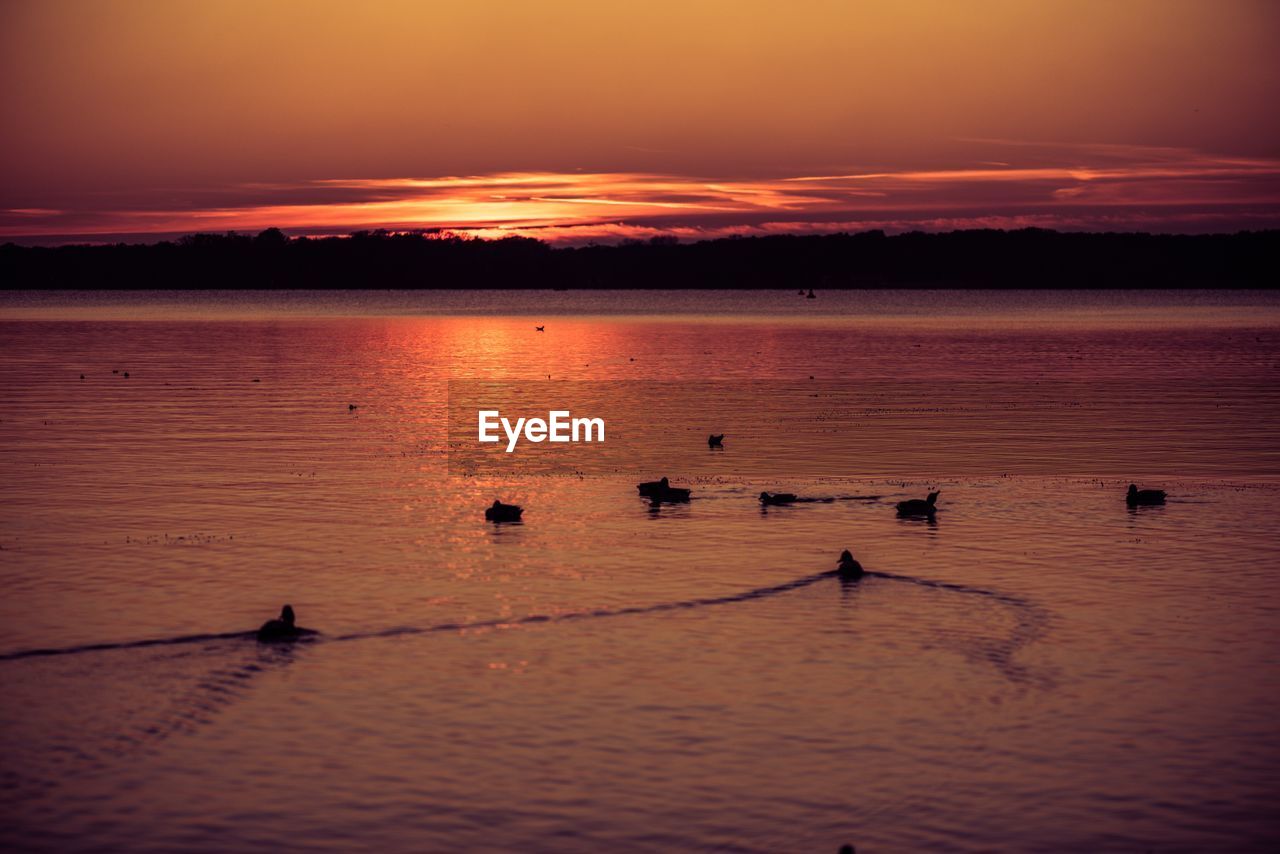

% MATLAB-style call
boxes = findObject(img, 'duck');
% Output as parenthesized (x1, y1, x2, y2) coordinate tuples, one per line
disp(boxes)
(1126, 484, 1166, 506)
(535, 325, 545, 332)
(637, 478, 696, 504)
(708, 433, 724, 448)
(485, 500, 524, 522)
(651, 484, 692, 502)
(256, 604, 314, 642)
(896, 491, 939, 516)
(759, 491, 798, 506)
(836, 550, 864, 580)
(637, 476, 692, 502)
(637, 477, 669, 496)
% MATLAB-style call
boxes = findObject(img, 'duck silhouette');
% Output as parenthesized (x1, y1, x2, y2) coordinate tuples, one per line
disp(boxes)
(535, 325, 545, 332)
(637, 477, 691, 502)
(1126, 484, 1166, 506)
(653, 484, 692, 502)
(759, 491, 798, 506)
(836, 550, 864, 580)
(637, 477, 669, 497)
(256, 605, 315, 642)
(708, 433, 724, 448)
(896, 491, 939, 517)
(485, 500, 524, 522)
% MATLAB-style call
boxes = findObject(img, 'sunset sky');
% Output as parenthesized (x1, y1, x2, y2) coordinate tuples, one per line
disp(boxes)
(2, 0, 1278, 244)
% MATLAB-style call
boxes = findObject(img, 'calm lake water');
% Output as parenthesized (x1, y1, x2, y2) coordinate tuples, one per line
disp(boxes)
(1, 290, 1278, 852)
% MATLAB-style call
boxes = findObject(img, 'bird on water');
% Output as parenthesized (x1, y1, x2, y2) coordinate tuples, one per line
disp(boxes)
(637, 477, 669, 496)
(836, 550, 864, 580)
(896, 491, 940, 517)
(759, 491, 798, 506)
(256, 605, 315, 642)
(1126, 483, 1166, 506)
(708, 433, 724, 448)
(637, 476, 691, 502)
(485, 500, 524, 522)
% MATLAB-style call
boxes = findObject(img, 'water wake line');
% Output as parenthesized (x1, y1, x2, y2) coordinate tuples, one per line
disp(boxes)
(0, 569, 1050, 685)
(330, 571, 836, 642)
(0, 630, 254, 661)
(869, 570, 1051, 686)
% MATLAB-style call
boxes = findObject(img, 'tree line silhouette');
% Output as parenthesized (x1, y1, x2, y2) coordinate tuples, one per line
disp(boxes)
(2, 227, 1274, 288)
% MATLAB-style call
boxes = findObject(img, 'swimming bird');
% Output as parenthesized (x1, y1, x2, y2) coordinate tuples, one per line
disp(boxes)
(836, 550, 864, 580)
(896, 491, 939, 516)
(123, 372, 130, 378)
(637, 477, 692, 502)
(256, 604, 313, 642)
(649, 489, 691, 505)
(637, 477, 670, 496)
(653, 484, 692, 502)
(79, 374, 84, 380)
(807, 289, 816, 299)
(759, 491, 798, 506)
(348, 403, 358, 411)
(1126, 484, 1166, 506)
(535, 325, 545, 332)
(485, 500, 524, 522)
(708, 433, 724, 448)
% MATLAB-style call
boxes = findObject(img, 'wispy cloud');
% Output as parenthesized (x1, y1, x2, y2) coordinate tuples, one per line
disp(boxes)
(3, 143, 1278, 244)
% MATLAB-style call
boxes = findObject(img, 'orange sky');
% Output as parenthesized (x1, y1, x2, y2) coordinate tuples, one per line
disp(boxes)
(2, 0, 1278, 243)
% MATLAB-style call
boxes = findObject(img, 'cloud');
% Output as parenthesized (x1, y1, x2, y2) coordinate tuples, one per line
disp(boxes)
(3, 143, 1278, 244)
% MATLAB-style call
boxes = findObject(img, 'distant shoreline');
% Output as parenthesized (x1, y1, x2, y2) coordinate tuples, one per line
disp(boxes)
(3, 288, 1279, 325)
(2, 228, 1276, 289)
